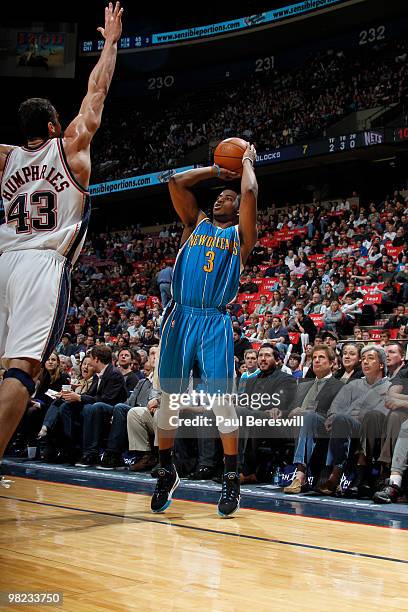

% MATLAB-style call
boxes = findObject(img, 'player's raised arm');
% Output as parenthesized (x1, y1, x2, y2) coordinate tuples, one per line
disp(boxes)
(168, 166, 240, 237)
(238, 144, 258, 265)
(62, 2, 124, 187)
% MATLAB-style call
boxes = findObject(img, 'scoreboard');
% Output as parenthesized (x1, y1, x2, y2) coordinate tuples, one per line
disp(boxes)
(256, 130, 385, 166)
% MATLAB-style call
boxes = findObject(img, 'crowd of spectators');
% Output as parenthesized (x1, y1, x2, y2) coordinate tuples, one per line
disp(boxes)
(6, 186, 408, 505)
(91, 37, 408, 181)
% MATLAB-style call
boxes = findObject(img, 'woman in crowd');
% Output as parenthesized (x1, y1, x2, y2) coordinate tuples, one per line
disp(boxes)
(17, 353, 71, 450)
(269, 290, 285, 315)
(334, 343, 363, 383)
(37, 356, 96, 461)
(301, 344, 314, 378)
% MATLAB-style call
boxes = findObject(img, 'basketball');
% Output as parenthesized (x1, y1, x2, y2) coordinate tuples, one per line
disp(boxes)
(214, 137, 247, 173)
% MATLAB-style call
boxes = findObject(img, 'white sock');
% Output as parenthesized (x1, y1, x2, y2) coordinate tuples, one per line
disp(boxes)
(389, 474, 402, 488)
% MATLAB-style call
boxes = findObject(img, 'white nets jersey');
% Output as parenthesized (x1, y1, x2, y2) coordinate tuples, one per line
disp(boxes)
(0, 138, 90, 264)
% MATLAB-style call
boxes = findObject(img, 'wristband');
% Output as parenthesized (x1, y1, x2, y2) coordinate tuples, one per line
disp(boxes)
(212, 164, 221, 177)
(242, 156, 254, 166)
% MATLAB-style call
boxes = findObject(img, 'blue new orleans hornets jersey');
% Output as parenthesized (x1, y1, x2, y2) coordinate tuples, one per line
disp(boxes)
(172, 218, 241, 308)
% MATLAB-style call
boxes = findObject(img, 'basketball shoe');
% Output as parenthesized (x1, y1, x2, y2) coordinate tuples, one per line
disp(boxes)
(0, 476, 14, 489)
(151, 464, 180, 513)
(218, 471, 240, 517)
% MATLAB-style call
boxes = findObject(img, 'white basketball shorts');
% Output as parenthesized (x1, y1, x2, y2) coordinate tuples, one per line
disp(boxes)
(0, 249, 71, 366)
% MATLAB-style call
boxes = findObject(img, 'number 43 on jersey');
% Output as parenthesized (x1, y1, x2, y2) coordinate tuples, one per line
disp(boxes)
(6, 190, 57, 233)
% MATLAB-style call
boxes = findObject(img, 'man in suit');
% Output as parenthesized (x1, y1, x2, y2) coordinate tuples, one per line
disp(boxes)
(283, 344, 344, 493)
(236, 344, 297, 482)
(98, 346, 160, 470)
(59, 345, 127, 467)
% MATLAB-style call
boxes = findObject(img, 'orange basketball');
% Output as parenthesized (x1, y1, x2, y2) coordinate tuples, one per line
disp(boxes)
(214, 137, 247, 174)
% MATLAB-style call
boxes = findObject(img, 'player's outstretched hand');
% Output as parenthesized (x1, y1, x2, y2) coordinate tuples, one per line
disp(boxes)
(218, 168, 241, 181)
(243, 143, 257, 165)
(97, 2, 124, 43)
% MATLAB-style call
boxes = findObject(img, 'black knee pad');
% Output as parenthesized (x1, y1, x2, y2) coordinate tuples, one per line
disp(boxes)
(4, 368, 35, 396)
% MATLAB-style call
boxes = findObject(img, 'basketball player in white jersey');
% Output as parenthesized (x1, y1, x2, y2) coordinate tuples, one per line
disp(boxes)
(0, 2, 124, 477)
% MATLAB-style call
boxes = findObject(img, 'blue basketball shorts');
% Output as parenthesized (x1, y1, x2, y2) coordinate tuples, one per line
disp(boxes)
(157, 301, 235, 395)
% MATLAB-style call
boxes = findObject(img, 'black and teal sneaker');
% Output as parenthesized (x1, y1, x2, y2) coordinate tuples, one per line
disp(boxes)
(217, 471, 240, 518)
(151, 464, 180, 513)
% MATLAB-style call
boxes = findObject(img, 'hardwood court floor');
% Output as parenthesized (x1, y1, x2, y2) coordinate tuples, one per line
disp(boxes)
(0, 476, 407, 611)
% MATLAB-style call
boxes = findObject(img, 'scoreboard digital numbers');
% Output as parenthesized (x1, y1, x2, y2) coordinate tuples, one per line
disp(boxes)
(81, 36, 150, 53)
(393, 126, 408, 142)
(328, 134, 356, 152)
(256, 129, 385, 166)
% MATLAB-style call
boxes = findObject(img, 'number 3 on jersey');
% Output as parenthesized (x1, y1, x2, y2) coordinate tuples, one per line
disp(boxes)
(203, 250, 215, 273)
(7, 191, 57, 233)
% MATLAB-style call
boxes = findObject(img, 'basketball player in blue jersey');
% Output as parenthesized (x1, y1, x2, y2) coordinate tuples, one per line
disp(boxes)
(151, 143, 258, 517)
(0, 2, 123, 485)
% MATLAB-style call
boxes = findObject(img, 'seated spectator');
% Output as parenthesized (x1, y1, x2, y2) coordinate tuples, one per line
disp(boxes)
(334, 342, 363, 383)
(340, 295, 363, 328)
(35, 352, 71, 408)
(236, 344, 297, 483)
(288, 307, 317, 347)
(331, 274, 345, 296)
(233, 328, 253, 363)
(99, 346, 160, 470)
(56, 333, 77, 357)
(321, 330, 340, 356)
(141, 328, 160, 351)
(244, 324, 258, 341)
(384, 304, 408, 330)
(280, 309, 290, 329)
(283, 345, 344, 494)
(314, 346, 390, 497)
(323, 300, 343, 333)
(117, 348, 144, 393)
(239, 275, 259, 294)
(237, 301, 251, 325)
(257, 321, 272, 342)
(37, 356, 95, 461)
(254, 295, 272, 315)
(150, 306, 163, 332)
(269, 291, 285, 316)
(75, 334, 87, 353)
(237, 349, 261, 394)
(322, 284, 338, 303)
(59, 345, 128, 467)
(379, 329, 391, 346)
(397, 324, 408, 342)
(301, 344, 314, 378)
(384, 341, 405, 380)
(128, 316, 145, 341)
(267, 315, 289, 354)
(289, 299, 305, 318)
(353, 326, 363, 341)
(374, 372, 408, 503)
(287, 353, 303, 379)
(16, 352, 70, 450)
(320, 297, 331, 315)
(290, 256, 307, 275)
(304, 293, 323, 315)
